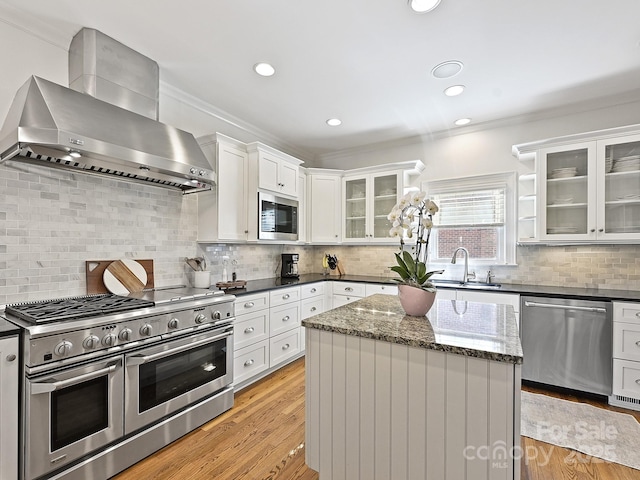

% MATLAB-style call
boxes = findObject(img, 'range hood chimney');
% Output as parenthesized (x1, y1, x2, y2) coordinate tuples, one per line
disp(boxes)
(0, 28, 215, 192)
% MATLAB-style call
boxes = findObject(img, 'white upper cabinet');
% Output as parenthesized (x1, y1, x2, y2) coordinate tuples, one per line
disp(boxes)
(514, 124, 640, 244)
(247, 142, 303, 198)
(343, 172, 401, 243)
(197, 133, 248, 242)
(308, 170, 342, 243)
(341, 161, 424, 244)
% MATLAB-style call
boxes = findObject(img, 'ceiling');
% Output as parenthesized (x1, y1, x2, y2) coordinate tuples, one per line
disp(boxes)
(2, 0, 640, 161)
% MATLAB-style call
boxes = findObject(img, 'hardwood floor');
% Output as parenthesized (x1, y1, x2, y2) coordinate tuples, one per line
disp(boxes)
(114, 358, 640, 480)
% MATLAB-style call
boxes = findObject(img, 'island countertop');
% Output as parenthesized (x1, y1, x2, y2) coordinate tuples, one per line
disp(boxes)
(302, 293, 523, 364)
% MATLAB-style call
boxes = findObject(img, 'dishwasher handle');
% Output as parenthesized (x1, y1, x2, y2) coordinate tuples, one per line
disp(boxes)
(523, 301, 607, 314)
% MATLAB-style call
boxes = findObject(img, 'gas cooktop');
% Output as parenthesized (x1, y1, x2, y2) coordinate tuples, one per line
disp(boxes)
(5, 294, 155, 324)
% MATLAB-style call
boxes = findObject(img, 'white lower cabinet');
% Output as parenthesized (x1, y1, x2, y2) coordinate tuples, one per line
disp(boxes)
(270, 329, 301, 366)
(611, 302, 640, 410)
(233, 339, 270, 385)
(365, 283, 398, 296)
(270, 302, 301, 336)
(331, 281, 367, 308)
(0, 335, 19, 480)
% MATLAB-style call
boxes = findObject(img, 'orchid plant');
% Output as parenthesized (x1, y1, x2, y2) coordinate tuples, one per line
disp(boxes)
(388, 190, 443, 291)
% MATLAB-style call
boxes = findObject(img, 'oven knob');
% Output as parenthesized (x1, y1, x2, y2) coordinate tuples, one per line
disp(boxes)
(54, 340, 73, 357)
(102, 333, 118, 347)
(168, 318, 180, 329)
(195, 313, 207, 324)
(119, 328, 132, 341)
(140, 324, 153, 336)
(211, 310, 221, 321)
(82, 335, 100, 350)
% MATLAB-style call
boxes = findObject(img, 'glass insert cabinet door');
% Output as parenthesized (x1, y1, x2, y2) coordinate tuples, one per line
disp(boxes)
(344, 178, 367, 239)
(600, 136, 640, 236)
(540, 142, 596, 239)
(372, 174, 398, 239)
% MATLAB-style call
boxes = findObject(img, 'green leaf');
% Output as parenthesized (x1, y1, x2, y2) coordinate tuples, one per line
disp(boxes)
(390, 265, 410, 280)
(401, 250, 416, 276)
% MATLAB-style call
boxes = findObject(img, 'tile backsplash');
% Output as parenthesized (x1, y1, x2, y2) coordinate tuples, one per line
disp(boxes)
(2, 162, 640, 306)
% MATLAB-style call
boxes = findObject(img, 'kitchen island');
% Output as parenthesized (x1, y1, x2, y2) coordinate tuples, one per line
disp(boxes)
(302, 294, 523, 480)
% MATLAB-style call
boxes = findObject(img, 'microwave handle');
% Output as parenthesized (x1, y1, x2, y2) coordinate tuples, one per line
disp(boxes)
(127, 330, 232, 366)
(31, 363, 119, 395)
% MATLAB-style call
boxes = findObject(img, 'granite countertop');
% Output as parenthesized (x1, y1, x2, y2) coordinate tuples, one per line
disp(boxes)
(302, 294, 523, 364)
(220, 273, 640, 302)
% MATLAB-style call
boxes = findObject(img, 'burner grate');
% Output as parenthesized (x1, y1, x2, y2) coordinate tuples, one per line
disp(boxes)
(6, 294, 155, 324)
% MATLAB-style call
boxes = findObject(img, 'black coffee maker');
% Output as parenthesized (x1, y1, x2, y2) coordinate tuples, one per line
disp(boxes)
(281, 253, 299, 278)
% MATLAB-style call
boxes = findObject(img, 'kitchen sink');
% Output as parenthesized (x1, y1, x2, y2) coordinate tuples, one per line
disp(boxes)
(433, 279, 502, 290)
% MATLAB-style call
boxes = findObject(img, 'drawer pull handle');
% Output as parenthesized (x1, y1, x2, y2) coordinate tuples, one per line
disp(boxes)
(283, 294, 290, 300)
(345, 287, 353, 292)
(244, 327, 255, 334)
(244, 359, 254, 367)
(636, 341, 640, 347)
(6, 354, 16, 362)
(244, 302, 255, 308)
(282, 343, 290, 350)
(283, 316, 290, 322)
(636, 379, 640, 385)
(310, 288, 316, 293)
(310, 307, 317, 312)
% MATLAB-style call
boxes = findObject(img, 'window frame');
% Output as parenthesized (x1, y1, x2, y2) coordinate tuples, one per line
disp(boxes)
(421, 172, 517, 266)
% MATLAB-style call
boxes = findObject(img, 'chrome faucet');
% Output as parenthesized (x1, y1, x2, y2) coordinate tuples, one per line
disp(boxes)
(450, 247, 475, 283)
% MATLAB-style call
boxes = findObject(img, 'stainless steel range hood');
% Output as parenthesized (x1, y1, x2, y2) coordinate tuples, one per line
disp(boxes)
(0, 29, 214, 193)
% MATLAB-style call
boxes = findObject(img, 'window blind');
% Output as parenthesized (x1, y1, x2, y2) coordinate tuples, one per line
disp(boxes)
(431, 188, 505, 227)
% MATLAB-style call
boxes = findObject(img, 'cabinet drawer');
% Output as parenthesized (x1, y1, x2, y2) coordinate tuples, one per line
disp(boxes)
(332, 281, 366, 297)
(332, 294, 362, 309)
(233, 311, 269, 350)
(613, 359, 640, 399)
(365, 283, 398, 296)
(614, 302, 640, 325)
(234, 292, 269, 314)
(234, 340, 269, 385)
(270, 303, 301, 335)
(301, 282, 325, 299)
(614, 322, 640, 361)
(270, 329, 301, 367)
(301, 297, 325, 320)
(269, 286, 301, 307)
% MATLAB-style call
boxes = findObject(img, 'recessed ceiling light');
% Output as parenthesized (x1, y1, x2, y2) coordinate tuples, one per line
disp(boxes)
(454, 118, 471, 126)
(326, 118, 342, 127)
(409, 0, 441, 13)
(254, 62, 275, 77)
(444, 85, 465, 96)
(431, 61, 463, 79)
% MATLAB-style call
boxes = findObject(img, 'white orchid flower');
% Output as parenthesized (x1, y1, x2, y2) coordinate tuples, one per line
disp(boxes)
(409, 190, 426, 206)
(427, 200, 439, 215)
(387, 208, 401, 222)
(388, 225, 403, 237)
(398, 192, 412, 209)
(406, 229, 413, 239)
(422, 217, 433, 229)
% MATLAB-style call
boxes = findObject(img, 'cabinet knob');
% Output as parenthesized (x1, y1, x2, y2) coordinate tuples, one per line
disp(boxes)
(282, 294, 290, 300)
(244, 327, 255, 334)
(590, 229, 596, 233)
(636, 379, 640, 385)
(598, 228, 604, 233)
(310, 288, 316, 293)
(635, 340, 640, 347)
(244, 359, 254, 367)
(282, 343, 290, 350)
(311, 307, 317, 312)
(244, 302, 255, 308)
(6, 354, 16, 362)
(345, 287, 353, 292)
(282, 316, 290, 322)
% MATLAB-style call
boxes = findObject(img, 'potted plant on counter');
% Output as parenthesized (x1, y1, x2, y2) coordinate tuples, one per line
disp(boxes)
(388, 191, 443, 316)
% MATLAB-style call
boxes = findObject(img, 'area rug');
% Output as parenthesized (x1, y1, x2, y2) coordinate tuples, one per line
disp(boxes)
(521, 391, 640, 470)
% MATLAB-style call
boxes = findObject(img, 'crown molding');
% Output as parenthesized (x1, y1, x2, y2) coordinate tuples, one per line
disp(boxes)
(159, 81, 313, 163)
(0, 2, 72, 51)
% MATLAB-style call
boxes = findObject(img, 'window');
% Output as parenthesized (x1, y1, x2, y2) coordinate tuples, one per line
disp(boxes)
(423, 172, 516, 265)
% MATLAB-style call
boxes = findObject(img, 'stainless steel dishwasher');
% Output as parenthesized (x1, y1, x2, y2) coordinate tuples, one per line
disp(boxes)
(521, 296, 612, 395)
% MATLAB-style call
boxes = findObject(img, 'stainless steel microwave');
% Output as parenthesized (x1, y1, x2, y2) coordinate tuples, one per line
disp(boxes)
(258, 192, 299, 241)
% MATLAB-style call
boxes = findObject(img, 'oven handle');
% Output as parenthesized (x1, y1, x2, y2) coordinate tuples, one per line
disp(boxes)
(127, 330, 232, 366)
(31, 363, 119, 395)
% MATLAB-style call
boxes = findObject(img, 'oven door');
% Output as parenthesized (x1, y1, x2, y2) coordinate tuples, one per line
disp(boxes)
(124, 326, 233, 434)
(25, 357, 124, 480)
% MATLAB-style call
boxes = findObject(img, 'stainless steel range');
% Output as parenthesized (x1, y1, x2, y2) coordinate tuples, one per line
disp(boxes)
(4, 287, 236, 480)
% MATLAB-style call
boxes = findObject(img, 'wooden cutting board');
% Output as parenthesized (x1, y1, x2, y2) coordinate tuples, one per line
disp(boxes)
(86, 259, 154, 294)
